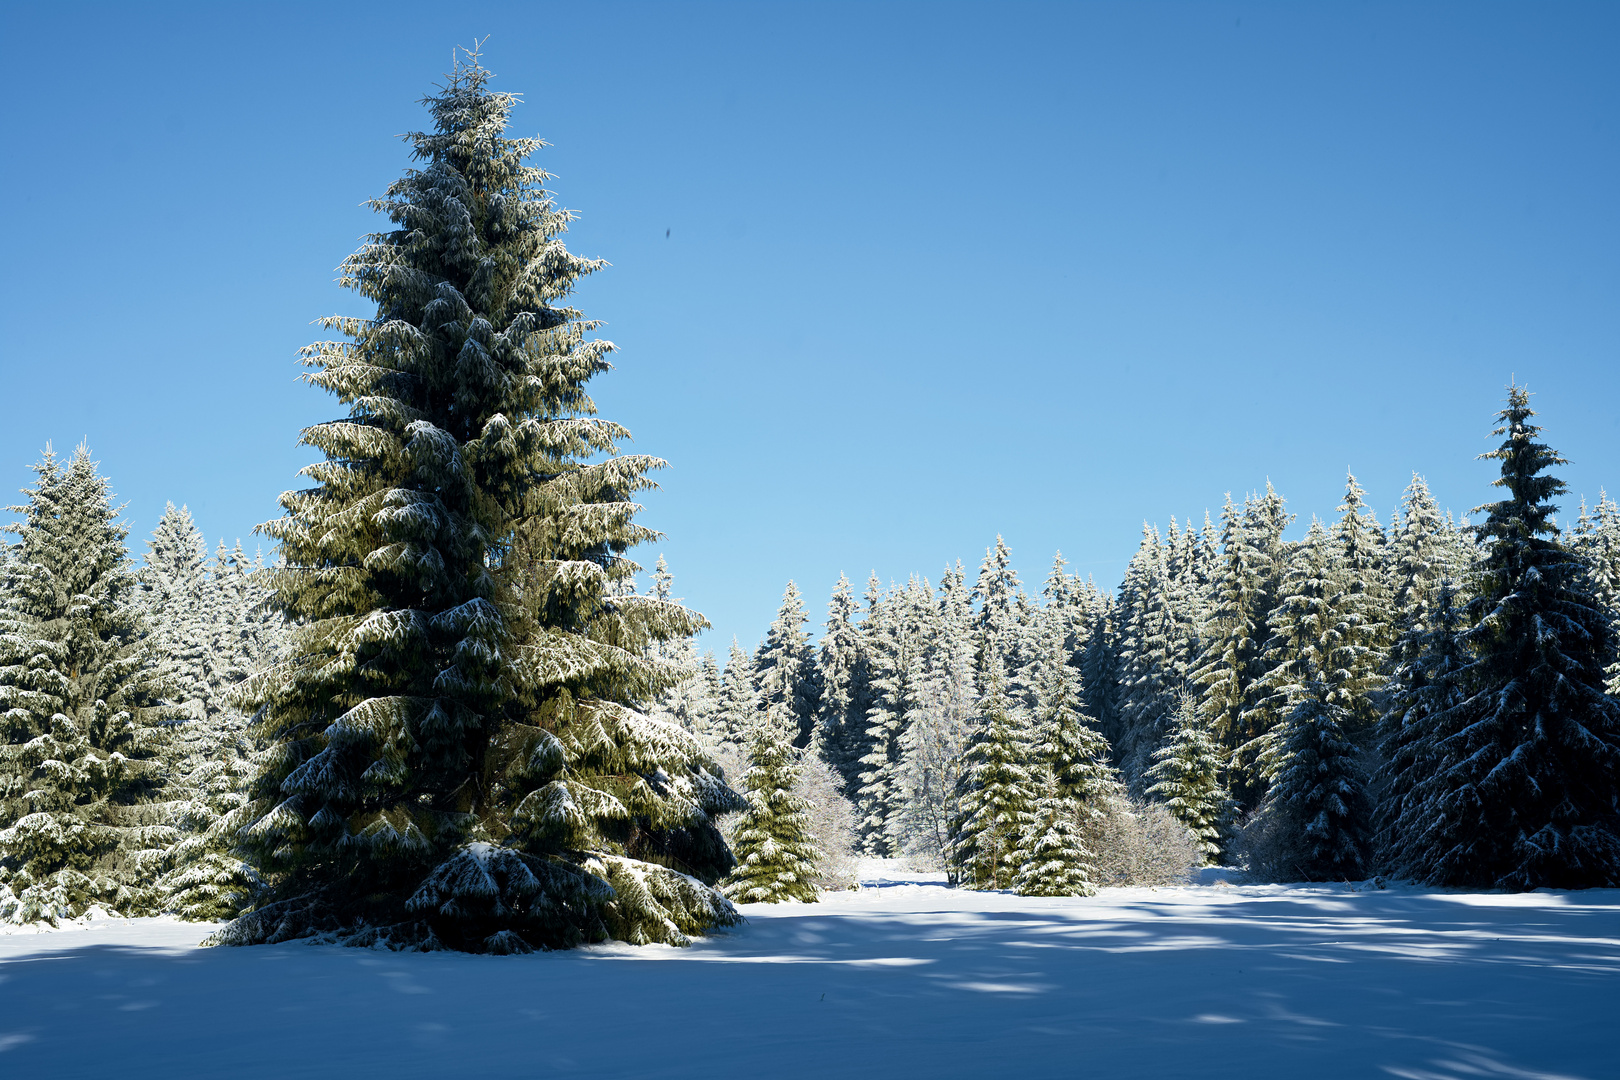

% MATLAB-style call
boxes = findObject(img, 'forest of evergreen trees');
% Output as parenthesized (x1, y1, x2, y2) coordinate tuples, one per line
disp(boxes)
(2, 55, 1618, 951)
(657, 404, 1620, 895)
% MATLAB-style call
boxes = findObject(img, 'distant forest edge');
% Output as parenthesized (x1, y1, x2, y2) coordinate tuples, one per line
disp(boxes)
(661, 384, 1620, 891)
(3, 52, 1618, 951)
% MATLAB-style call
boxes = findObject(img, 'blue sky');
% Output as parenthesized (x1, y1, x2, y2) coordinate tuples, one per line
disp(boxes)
(2, 2, 1616, 652)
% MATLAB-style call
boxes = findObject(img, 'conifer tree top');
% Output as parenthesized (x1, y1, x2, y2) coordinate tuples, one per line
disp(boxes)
(1473, 384, 1566, 543)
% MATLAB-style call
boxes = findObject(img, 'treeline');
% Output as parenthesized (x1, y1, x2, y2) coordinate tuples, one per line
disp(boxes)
(661, 388, 1620, 890)
(0, 447, 283, 923)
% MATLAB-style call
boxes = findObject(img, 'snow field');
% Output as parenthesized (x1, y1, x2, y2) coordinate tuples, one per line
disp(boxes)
(1, 861, 1616, 1079)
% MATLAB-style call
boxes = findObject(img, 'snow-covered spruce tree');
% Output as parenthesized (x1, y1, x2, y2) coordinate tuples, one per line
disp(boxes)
(687, 650, 724, 744)
(1248, 483, 1296, 603)
(1569, 492, 1620, 694)
(1113, 523, 1191, 784)
(211, 544, 288, 719)
(140, 504, 212, 718)
(144, 530, 284, 921)
(855, 578, 929, 854)
(1226, 485, 1296, 800)
(1145, 693, 1232, 865)
(814, 574, 872, 787)
(1415, 386, 1620, 889)
(1242, 520, 1337, 787)
(218, 56, 743, 952)
(1008, 630, 1109, 894)
(973, 537, 1027, 680)
(641, 556, 707, 734)
(1189, 495, 1270, 782)
(1258, 663, 1372, 881)
(1376, 578, 1470, 879)
(1192, 511, 1223, 623)
(168, 543, 287, 908)
(1026, 623, 1113, 809)
(0, 446, 177, 924)
(752, 581, 819, 748)
(1330, 474, 1390, 732)
(888, 568, 977, 873)
(1010, 765, 1095, 897)
(1387, 475, 1456, 636)
(718, 639, 759, 750)
(950, 645, 1038, 890)
(722, 708, 821, 903)
(1079, 589, 1123, 752)
(1039, 553, 1080, 658)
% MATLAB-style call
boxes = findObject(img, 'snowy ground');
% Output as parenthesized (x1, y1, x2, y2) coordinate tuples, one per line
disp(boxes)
(2, 861, 1616, 1079)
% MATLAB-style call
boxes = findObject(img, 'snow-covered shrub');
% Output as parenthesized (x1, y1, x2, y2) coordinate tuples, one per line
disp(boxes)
(1227, 804, 1296, 881)
(1079, 787, 1200, 887)
(795, 755, 860, 892)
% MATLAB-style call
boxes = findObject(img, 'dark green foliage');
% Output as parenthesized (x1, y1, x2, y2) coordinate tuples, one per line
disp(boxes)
(1027, 629, 1114, 810)
(1188, 495, 1277, 808)
(219, 56, 742, 951)
(1264, 673, 1372, 881)
(723, 720, 820, 903)
(1112, 524, 1193, 783)
(1570, 494, 1620, 695)
(951, 653, 1037, 890)
(1376, 579, 1469, 879)
(813, 574, 871, 786)
(751, 582, 820, 748)
(1146, 694, 1233, 865)
(1407, 386, 1620, 889)
(1011, 768, 1095, 897)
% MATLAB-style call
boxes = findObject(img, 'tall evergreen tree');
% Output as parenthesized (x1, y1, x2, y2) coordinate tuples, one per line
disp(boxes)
(1189, 495, 1270, 780)
(752, 582, 819, 748)
(1026, 626, 1113, 812)
(1387, 475, 1455, 635)
(722, 717, 820, 904)
(950, 647, 1038, 890)
(1331, 473, 1390, 733)
(151, 538, 281, 922)
(718, 639, 760, 750)
(1377, 578, 1469, 878)
(683, 651, 724, 745)
(140, 504, 212, 718)
(1414, 386, 1620, 888)
(888, 568, 977, 871)
(1243, 520, 1341, 786)
(814, 574, 871, 787)
(1080, 591, 1123, 755)
(1113, 523, 1194, 783)
(1263, 667, 1373, 881)
(220, 56, 743, 951)
(855, 579, 929, 854)
(1570, 492, 1620, 695)
(1146, 693, 1232, 865)
(0, 447, 175, 924)
(206, 543, 285, 719)
(973, 537, 1025, 678)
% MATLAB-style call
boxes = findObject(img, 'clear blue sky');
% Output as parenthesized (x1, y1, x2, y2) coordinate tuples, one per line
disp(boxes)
(2, 2, 1616, 652)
